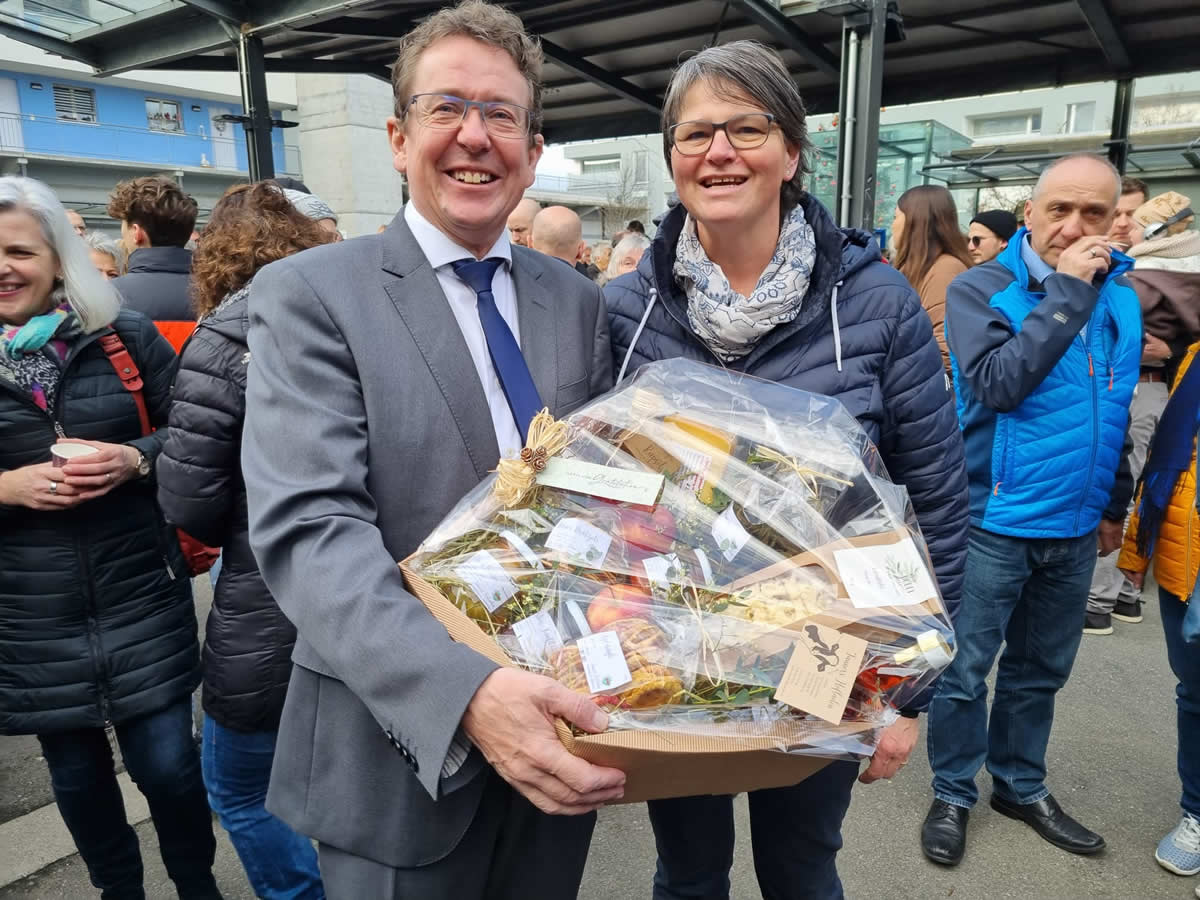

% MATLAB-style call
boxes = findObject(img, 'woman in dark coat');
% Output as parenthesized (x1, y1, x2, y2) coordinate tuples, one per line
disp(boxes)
(604, 42, 970, 899)
(157, 182, 332, 900)
(0, 175, 219, 899)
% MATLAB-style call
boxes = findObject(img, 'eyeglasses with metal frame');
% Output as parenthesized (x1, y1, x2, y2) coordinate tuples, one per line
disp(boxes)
(405, 93, 531, 140)
(668, 113, 777, 156)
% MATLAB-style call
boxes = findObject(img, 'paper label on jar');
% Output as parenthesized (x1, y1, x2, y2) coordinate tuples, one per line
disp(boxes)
(500, 530, 543, 570)
(712, 505, 752, 562)
(693, 548, 716, 586)
(511, 610, 563, 662)
(454, 550, 518, 613)
(576, 630, 634, 694)
(775, 622, 868, 725)
(642, 552, 683, 587)
(536, 457, 664, 506)
(546, 517, 612, 566)
(833, 538, 938, 609)
(672, 444, 713, 495)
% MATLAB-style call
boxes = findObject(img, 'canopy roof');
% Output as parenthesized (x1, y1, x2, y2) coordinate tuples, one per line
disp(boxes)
(1, 0, 1198, 142)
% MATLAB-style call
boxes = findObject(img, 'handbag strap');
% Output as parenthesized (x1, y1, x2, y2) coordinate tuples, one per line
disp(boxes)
(98, 332, 152, 437)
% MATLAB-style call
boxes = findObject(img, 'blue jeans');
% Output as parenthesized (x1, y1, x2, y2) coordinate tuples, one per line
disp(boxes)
(202, 717, 324, 899)
(1160, 587, 1200, 818)
(646, 760, 859, 900)
(37, 698, 218, 900)
(927, 526, 1096, 808)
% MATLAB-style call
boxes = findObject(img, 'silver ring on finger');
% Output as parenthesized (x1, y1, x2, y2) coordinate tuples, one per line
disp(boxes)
(105, 472, 112, 483)
(48, 480, 57, 494)
(1089, 248, 1098, 257)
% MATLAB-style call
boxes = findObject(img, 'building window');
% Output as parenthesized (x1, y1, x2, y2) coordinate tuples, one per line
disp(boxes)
(1065, 101, 1095, 134)
(581, 157, 621, 179)
(1134, 92, 1200, 129)
(52, 84, 96, 123)
(968, 110, 1042, 138)
(146, 99, 183, 132)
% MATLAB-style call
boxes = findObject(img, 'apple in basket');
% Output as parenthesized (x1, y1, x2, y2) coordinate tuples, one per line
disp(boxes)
(586, 582, 651, 632)
(616, 505, 677, 554)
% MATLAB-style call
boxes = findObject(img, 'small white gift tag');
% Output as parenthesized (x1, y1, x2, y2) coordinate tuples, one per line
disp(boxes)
(576, 630, 634, 694)
(511, 610, 564, 662)
(712, 505, 752, 562)
(535, 457, 664, 506)
(499, 530, 543, 569)
(546, 517, 612, 566)
(833, 537, 938, 609)
(641, 552, 683, 588)
(693, 549, 716, 586)
(670, 443, 714, 496)
(454, 550, 518, 613)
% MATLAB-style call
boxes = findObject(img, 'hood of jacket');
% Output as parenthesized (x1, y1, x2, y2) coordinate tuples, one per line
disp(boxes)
(126, 246, 192, 275)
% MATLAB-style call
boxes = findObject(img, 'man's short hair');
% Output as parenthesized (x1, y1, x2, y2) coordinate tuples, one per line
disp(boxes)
(627, 219, 645, 234)
(1032, 153, 1121, 205)
(391, 0, 543, 141)
(107, 175, 198, 247)
(1121, 176, 1149, 200)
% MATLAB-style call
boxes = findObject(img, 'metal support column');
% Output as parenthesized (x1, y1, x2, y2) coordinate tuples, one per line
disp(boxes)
(1107, 77, 1133, 175)
(836, 0, 886, 231)
(237, 32, 275, 181)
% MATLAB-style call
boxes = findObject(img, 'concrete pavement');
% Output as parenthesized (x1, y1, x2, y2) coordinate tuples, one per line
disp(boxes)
(0, 576, 1188, 899)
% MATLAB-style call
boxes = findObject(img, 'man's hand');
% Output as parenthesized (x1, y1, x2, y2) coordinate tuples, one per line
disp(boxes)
(859, 716, 919, 784)
(0, 462, 89, 510)
(1143, 335, 1172, 364)
(57, 440, 140, 502)
(1120, 567, 1145, 590)
(462, 668, 626, 815)
(1098, 518, 1123, 556)
(1057, 235, 1113, 284)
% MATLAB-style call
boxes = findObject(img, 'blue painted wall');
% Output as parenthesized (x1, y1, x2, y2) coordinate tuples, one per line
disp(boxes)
(2, 70, 291, 174)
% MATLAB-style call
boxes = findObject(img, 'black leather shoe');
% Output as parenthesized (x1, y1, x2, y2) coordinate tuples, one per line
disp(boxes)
(922, 799, 969, 865)
(990, 793, 1105, 855)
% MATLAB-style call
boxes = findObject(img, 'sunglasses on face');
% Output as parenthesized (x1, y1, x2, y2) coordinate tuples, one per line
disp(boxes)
(968, 235, 986, 247)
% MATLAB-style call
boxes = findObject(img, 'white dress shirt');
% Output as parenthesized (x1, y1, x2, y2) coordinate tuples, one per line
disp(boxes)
(404, 202, 524, 459)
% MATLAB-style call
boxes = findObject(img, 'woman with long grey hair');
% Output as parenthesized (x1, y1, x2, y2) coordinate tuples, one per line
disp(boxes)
(0, 176, 219, 898)
(604, 41, 969, 898)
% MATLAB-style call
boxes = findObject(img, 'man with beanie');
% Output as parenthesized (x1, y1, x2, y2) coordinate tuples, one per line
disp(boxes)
(967, 210, 1018, 265)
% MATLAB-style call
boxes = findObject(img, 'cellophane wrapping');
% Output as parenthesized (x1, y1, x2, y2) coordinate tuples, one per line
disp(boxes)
(408, 358, 956, 760)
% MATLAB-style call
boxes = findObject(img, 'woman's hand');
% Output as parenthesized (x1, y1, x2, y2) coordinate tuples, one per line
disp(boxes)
(0, 462, 92, 510)
(859, 716, 920, 784)
(57, 439, 140, 502)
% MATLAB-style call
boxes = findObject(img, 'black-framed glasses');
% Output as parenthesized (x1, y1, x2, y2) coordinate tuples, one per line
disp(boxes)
(405, 93, 531, 140)
(968, 235, 984, 247)
(669, 113, 776, 156)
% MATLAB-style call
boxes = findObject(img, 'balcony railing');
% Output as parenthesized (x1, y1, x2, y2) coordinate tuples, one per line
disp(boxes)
(529, 171, 646, 195)
(0, 112, 302, 176)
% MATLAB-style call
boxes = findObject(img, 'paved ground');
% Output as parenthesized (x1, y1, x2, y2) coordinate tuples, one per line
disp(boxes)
(1, 575, 1190, 899)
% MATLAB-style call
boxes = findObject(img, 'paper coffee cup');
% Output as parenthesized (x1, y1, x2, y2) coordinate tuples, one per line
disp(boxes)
(51, 443, 100, 468)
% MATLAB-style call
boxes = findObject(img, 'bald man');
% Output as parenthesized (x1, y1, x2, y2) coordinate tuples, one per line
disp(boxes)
(531, 205, 585, 268)
(507, 196, 541, 248)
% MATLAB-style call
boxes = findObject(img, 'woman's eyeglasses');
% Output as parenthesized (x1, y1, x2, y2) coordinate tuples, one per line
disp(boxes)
(668, 113, 776, 156)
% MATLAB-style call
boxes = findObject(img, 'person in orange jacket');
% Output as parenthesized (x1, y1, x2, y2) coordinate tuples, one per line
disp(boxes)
(1119, 339, 1200, 889)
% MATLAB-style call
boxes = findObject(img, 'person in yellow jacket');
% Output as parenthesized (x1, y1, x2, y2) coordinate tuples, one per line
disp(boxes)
(1119, 340, 1200, 891)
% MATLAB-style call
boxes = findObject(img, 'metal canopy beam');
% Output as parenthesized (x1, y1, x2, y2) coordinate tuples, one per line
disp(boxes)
(732, 0, 839, 79)
(1074, 0, 1131, 71)
(539, 39, 662, 114)
(152, 55, 390, 77)
(836, 0, 886, 230)
(1107, 76, 1133, 173)
(177, 0, 244, 25)
(0, 20, 97, 64)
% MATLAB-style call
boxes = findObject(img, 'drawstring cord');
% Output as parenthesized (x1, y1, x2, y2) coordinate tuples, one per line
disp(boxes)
(831, 280, 844, 373)
(617, 287, 658, 384)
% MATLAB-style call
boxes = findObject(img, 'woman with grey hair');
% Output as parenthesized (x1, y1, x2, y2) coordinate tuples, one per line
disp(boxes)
(607, 231, 651, 281)
(0, 176, 220, 898)
(604, 41, 969, 898)
(84, 230, 125, 280)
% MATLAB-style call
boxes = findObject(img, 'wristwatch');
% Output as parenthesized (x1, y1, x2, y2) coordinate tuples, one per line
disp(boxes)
(133, 450, 151, 478)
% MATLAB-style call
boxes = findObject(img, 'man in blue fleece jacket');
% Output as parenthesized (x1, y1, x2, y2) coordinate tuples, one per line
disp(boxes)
(921, 153, 1141, 866)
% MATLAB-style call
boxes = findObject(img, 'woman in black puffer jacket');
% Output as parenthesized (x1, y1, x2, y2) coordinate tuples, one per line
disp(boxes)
(0, 176, 219, 899)
(157, 182, 332, 900)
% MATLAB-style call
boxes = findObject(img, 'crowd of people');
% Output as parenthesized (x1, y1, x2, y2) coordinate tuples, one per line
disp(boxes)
(2, 1, 1200, 898)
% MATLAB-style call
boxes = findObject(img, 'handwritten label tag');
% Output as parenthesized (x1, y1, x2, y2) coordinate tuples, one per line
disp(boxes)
(511, 610, 563, 662)
(536, 458, 664, 506)
(577, 630, 633, 694)
(500, 530, 543, 569)
(642, 553, 683, 587)
(546, 517, 612, 566)
(833, 537, 938, 609)
(775, 623, 868, 724)
(454, 550, 518, 613)
(712, 505, 752, 562)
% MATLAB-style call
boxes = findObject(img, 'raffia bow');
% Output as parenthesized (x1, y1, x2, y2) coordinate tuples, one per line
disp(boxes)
(493, 409, 572, 507)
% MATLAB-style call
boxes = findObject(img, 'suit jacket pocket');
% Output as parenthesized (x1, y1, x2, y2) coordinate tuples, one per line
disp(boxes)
(555, 375, 590, 414)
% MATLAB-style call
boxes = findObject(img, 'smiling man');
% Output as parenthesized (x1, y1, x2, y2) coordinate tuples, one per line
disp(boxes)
(240, 3, 617, 897)
(923, 154, 1142, 866)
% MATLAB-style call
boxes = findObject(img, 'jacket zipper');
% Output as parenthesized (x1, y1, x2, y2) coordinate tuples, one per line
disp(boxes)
(1073, 330, 1099, 535)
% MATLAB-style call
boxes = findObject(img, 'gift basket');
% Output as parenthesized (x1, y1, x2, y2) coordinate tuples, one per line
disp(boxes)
(402, 358, 956, 800)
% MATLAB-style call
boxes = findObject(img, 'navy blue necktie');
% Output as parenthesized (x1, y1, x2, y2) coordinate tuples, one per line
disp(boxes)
(451, 258, 543, 444)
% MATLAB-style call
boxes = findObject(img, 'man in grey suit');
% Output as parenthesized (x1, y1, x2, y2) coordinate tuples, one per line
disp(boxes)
(241, 3, 623, 897)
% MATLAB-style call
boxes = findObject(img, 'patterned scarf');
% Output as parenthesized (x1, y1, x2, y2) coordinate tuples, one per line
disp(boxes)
(675, 203, 818, 362)
(0, 299, 84, 411)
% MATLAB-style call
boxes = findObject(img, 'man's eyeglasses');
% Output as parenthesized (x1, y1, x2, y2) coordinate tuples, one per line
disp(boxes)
(967, 235, 985, 247)
(668, 113, 776, 156)
(405, 93, 531, 140)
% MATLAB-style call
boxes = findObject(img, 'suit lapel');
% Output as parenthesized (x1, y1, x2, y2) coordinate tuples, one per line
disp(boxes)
(510, 249, 559, 414)
(379, 218, 500, 479)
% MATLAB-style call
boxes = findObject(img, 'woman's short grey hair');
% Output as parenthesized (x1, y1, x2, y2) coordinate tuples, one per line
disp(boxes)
(0, 176, 120, 332)
(84, 231, 125, 270)
(607, 232, 651, 279)
(662, 41, 812, 215)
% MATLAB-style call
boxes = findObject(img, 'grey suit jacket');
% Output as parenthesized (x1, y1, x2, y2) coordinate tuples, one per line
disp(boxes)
(242, 216, 613, 868)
